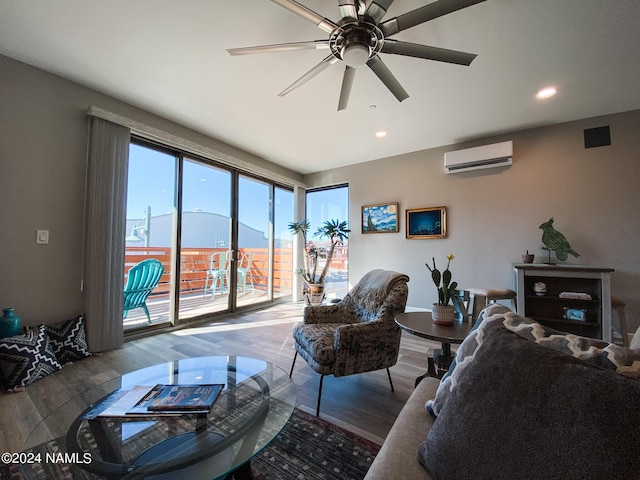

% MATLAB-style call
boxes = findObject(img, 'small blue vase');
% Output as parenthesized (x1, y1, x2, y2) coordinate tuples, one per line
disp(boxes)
(0, 308, 21, 339)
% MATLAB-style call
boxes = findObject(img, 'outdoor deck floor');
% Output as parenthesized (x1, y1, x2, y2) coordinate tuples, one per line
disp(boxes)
(123, 279, 348, 331)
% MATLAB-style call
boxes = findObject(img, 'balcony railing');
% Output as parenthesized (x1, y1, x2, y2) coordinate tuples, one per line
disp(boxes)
(123, 246, 348, 328)
(125, 246, 295, 297)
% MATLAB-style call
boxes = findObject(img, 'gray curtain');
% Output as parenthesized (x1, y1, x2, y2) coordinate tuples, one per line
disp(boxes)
(84, 116, 130, 352)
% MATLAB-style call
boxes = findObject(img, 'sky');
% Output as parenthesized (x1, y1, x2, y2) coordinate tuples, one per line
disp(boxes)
(127, 143, 349, 243)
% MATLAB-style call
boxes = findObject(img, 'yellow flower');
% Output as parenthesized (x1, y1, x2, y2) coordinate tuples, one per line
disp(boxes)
(447, 254, 455, 260)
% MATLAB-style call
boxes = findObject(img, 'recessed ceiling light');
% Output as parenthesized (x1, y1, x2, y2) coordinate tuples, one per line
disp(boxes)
(376, 131, 387, 138)
(536, 86, 557, 99)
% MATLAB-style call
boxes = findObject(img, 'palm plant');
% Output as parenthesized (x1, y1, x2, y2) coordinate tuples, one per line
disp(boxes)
(288, 219, 350, 284)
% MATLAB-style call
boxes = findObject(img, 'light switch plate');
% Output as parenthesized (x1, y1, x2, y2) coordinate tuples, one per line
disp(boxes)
(36, 229, 49, 244)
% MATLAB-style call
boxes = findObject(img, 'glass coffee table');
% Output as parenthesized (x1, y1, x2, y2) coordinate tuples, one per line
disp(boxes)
(21, 356, 296, 479)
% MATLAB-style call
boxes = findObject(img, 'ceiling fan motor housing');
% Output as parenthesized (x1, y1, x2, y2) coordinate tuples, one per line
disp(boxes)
(331, 23, 384, 66)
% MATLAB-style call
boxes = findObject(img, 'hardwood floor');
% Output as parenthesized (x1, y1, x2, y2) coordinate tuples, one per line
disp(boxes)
(0, 301, 441, 452)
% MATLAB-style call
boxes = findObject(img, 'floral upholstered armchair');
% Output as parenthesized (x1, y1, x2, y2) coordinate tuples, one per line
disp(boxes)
(289, 269, 410, 415)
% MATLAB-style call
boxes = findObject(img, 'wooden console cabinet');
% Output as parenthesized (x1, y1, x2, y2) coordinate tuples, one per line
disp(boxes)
(514, 264, 613, 342)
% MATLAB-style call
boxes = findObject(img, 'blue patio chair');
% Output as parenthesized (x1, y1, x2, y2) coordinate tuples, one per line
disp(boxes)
(123, 258, 165, 323)
(203, 251, 229, 299)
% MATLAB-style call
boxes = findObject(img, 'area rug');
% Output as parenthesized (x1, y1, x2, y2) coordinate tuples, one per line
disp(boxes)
(1, 409, 380, 480)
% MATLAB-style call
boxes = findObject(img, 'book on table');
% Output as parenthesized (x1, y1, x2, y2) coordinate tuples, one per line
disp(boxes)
(89, 384, 224, 418)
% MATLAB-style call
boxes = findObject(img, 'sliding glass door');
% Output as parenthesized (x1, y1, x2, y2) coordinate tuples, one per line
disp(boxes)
(274, 187, 294, 299)
(237, 176, 270, 307)
(124, 144, 176, 329)
(305, 185, 349, 300)
(179, 159, 232, 319)
(124, 140, 294, 331)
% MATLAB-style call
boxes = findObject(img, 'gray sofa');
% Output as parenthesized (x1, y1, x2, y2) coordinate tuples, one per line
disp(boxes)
(364, 376, 438, 480)
(365, 304, 640, 480)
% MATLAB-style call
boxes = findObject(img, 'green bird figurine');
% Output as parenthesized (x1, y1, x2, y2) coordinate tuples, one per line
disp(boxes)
(539, 218, 580, 261)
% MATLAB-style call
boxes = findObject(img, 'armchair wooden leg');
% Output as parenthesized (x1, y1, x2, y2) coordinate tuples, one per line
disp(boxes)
(316, 375, 325, 417)
(289, 351, 298, 378)
(386, 368, 395, 392)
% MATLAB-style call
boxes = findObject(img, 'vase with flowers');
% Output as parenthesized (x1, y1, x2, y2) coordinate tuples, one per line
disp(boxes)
(426, 254, 458, 325)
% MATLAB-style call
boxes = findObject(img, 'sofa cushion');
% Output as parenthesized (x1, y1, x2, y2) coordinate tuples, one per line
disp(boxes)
(43, 315, 91, 365)
(426, 304, 532, 416)
(427, 304, 640, 416)
(0, 325, 62, 391)
(418, 327, 640, 480)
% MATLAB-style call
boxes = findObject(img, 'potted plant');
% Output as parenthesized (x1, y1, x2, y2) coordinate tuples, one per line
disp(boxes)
(288, 218, 350, 305)
(426, 254, 458, 325)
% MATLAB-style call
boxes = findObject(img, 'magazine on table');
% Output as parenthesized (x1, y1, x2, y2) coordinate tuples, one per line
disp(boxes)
(129, 384, 224, 414)
(88, 384, 224, 418)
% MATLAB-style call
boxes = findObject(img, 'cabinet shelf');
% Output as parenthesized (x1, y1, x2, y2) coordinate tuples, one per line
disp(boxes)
(528, 316, 599, 328)
(525, 295, 600, 305)
(514, 264, 613, 342)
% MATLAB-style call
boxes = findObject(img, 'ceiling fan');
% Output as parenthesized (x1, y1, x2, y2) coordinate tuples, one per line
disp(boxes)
(227, 0, 486, 110)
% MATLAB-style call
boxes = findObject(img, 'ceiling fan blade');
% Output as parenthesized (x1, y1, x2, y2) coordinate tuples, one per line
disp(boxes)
(279, 55, 339, 97)
(227, 40, 330, 56)
(364, 0, 395, 24)
(337, 65, 356, 111)
(270, 0, 339, 34)
(381, 39, 477, 66)
(366, 55, 409, 102)
(339, 0, 358, 21)
(381, 0, 485, 36)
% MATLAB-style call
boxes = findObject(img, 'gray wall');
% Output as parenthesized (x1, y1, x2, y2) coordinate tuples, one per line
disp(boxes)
(0, 54, 302, 326)
(305, 109, 640, 332)
(2, 52, 638, 335)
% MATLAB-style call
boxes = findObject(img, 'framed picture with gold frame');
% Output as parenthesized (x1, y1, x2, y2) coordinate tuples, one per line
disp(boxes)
(362, 202, 399, 234)
(406, 206, 447, 239)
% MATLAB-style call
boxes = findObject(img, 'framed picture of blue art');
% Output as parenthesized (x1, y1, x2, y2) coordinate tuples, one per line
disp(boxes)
(406, 206, 447, 239)
(361, 202, 399, 234)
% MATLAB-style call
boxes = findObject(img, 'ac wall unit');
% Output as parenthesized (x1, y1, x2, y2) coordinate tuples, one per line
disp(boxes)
(444, 140, 513, 174)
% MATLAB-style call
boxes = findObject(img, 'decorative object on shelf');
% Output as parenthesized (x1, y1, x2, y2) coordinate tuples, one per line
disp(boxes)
(407, 206, 447, 239)
(288, 218, 350, 305)
(522, 250, 535, 263)
(533, 282, 547, 296)
(539, 218, 580, 263)
(426, 254, 458, 325)
(559, 291, 592, 300)
(563, 307, 587, 322)
(0, 308, 21, 339)
(361, 202, 399, 234)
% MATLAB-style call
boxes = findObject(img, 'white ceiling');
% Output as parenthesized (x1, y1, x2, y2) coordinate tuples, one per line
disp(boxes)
(1, 0, 639, 174)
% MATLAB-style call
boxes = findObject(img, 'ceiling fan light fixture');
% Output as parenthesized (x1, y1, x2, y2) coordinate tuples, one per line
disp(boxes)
(342, 43, 370, 66)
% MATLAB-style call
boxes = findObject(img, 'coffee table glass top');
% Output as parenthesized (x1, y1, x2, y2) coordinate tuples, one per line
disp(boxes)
(22, 356, 296, 480)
